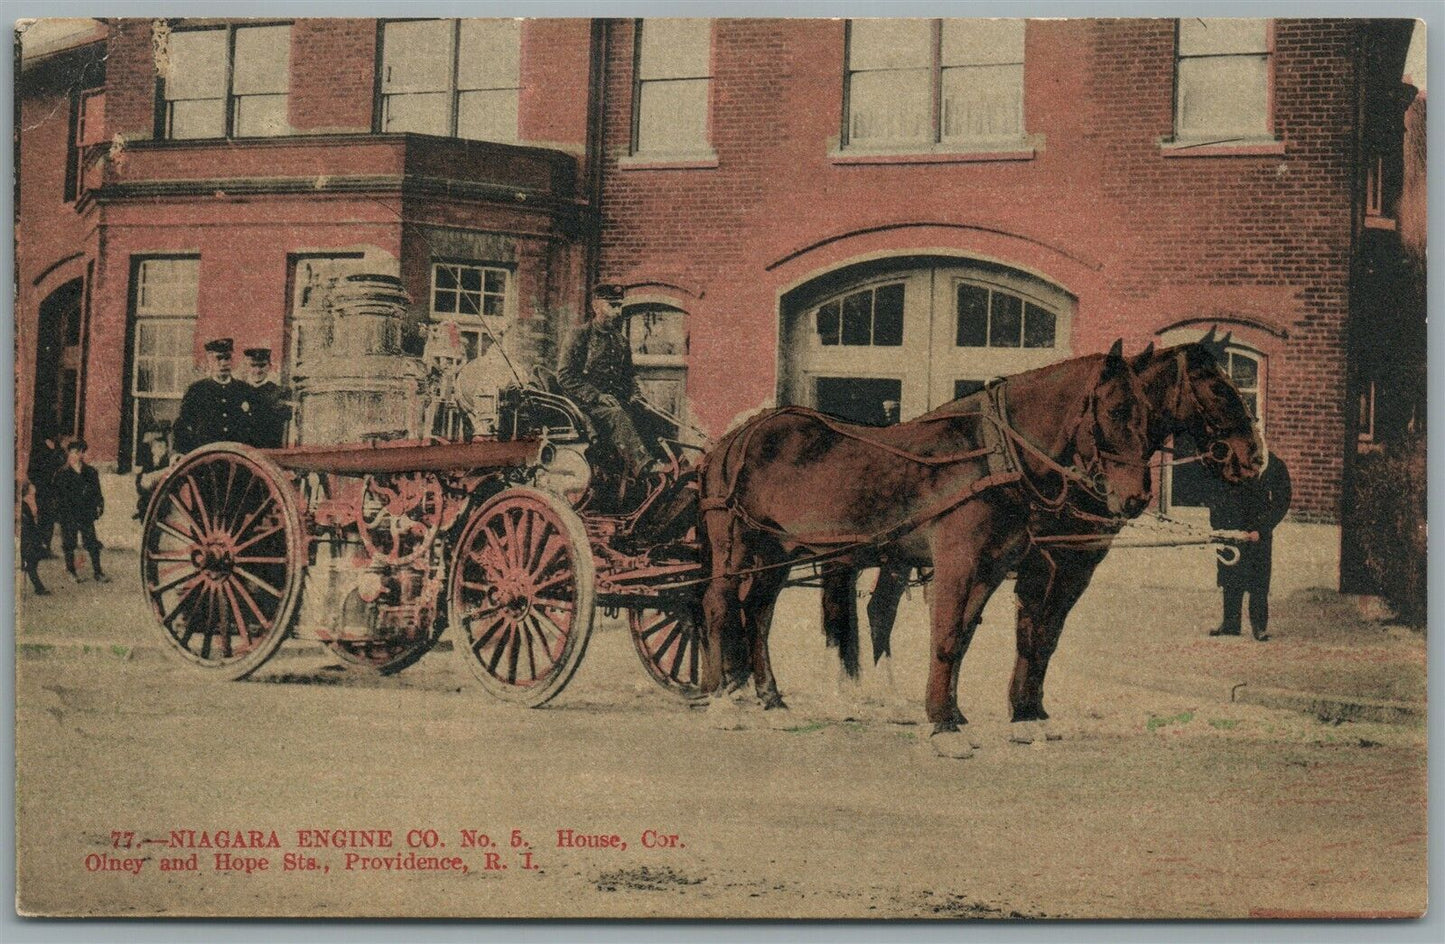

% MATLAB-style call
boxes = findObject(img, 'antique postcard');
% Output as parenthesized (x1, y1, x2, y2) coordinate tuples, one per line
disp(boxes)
(12, 12, 1428, 920)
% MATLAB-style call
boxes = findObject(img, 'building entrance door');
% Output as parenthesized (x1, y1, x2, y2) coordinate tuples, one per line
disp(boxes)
(32, 278, 86, 445)
(780, 258, 1073, 424)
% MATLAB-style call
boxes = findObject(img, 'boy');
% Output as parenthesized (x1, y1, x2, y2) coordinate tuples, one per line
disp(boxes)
(53, 440, 109, 584)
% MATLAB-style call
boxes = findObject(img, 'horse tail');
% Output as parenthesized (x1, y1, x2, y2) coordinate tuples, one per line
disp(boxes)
(820, 562, 862, 680)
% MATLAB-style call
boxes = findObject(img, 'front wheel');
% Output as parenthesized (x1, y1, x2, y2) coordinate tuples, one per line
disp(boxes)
(448, 487, 595, 706)
(139, 444, 303, 679)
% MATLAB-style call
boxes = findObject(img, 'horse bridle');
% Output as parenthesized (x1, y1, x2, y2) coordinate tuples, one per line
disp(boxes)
(1168, 349, 1248, 468)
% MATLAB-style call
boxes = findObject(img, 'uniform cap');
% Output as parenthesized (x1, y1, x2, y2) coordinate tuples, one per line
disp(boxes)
(592, 283, 625, 302)
(204, 338, 235, 356)
(243, 347, 272, 365)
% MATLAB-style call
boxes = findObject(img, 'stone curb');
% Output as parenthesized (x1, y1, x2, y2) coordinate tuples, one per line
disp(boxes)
(1090, 668, 1425, 727)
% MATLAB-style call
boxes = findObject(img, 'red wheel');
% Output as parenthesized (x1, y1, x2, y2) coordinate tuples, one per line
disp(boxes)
(140, 444, 303, 679)
(629, 603, 706, 702)
(448, 487, 595, 706)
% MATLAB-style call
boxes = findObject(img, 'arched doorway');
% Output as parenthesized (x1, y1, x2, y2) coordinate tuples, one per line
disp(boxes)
(779, 256, 1074, 424)
(31, 278, 86, 446)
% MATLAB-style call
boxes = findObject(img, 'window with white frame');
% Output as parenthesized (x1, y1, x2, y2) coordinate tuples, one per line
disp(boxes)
(162, 24, 291, 139)
(634, 19, 713, 156)
(130, 258, 200, 464)
(955, 281, 1056, 349)
(815, 283, 905, 347)
(380, 19, 520, 143)
(1174, 18, 1271, 142)
(430, 262, 510, 359)
(845, 19, 1025, 150)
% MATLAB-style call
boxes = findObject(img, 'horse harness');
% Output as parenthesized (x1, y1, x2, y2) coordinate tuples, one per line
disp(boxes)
(698, 374, 1142, 572)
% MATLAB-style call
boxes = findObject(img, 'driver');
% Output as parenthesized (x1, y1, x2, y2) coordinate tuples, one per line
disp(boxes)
(557, 283, 653, 480)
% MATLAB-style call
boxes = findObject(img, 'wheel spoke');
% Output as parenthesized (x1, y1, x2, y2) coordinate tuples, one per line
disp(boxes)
(640, 613, 678, 642)
(216, 460, 239, 531)
(654, 623, 685, 667)
(235, 565, 284, 599)
(532, 596, 576, 613)
(524, 509, 548, 572)
(198, 586, 218, 659)
(530, 565, 574, 597)
(519, 615, 541, 681)
(220, 581, 253, 647)
(504, 620, 522, 683)
(229, 494, 278, 551)
(485, 625, 513, 674)
(533, 610, 569, 660)
(501, 507, 521, 571)
(230, 521, 284, 556)
(230, 577, 274, 631)
(153, 517, 201, 549)
(181, 476, 215, 537)
(470, 613, 508, 653)
(146, 551, 194, 563)
(161, 577, 205, 626)
(463, 601, 505, 624)
(149, 565, 202, 596)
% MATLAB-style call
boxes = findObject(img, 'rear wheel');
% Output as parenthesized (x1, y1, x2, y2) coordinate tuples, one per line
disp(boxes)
(139, 444, 303, 679)
(629, 602, 706, 702)
(448, 487, 595, 706)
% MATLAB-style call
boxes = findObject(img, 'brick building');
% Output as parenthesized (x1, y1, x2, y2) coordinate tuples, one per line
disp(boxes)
(15, 17, 1422, 545)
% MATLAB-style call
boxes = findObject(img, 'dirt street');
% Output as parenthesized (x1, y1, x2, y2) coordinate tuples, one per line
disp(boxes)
(15, 572, 1427, 920)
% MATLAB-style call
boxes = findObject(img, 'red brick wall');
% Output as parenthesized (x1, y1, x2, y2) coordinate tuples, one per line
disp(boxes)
(103, 19, 157, 140)
(15, 48, 105, 473)
(597, 17, 1364, 519)
(290, 19, 378, 133)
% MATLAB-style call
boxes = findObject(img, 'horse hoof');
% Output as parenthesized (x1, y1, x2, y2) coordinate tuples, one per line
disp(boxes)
(1011, 706, 1050, 723)
(761, 695, 789, 711)
(929, 730, 976, 759)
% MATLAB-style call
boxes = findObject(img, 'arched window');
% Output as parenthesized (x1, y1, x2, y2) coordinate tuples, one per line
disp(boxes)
(624, 302, 690, 426)
(781, 258, 1073, 424)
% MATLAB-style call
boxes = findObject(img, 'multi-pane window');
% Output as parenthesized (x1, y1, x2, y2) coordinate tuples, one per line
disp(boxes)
(130, 258, 200, 464)
(816, 283, 905, 347)
(380, 19, 520, 143)
(1174, 18, 1271, 141)
(627, 304, 690, 423)
(634, 19, 713, 156)
(955, 282, 1056, 349)
(845, 19, 1025, 149)
(163, 24, 291, 139)
(1223, 348, 1262, 426)
(430, 263, 510, 359)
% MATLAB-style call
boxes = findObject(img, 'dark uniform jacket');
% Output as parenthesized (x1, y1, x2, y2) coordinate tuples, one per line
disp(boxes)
(26, 440, 65, 520)
(53, 463, 104, 527)
(175, 377, 249, 453)
(1210, 456, 1292, 588)
(244, 380, 292, 449)
(557, 321, 638, 407)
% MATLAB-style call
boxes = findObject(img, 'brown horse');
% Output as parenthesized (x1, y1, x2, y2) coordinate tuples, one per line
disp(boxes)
(698, 342, 1152, 731)
(821, 334, 1264, 724)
